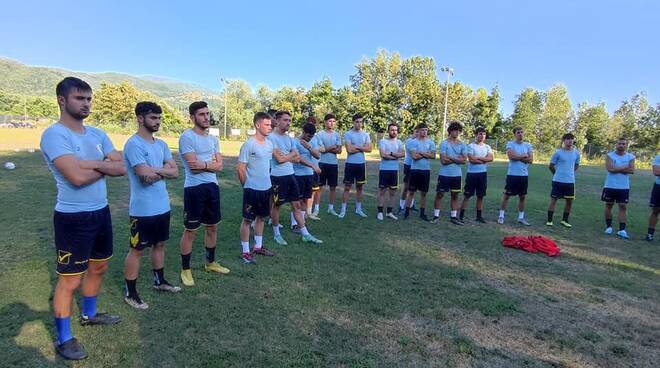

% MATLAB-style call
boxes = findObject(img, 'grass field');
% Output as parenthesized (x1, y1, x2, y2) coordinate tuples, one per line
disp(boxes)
(0, 129, 659, 367)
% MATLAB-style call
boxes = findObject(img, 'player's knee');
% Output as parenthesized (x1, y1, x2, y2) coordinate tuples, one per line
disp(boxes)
(618, 203, 627, 210)
(58, 274, 82, 291)
(653, 207, 660, 215)
(129, 248, 144, 257)
(88, 261, 109, 275)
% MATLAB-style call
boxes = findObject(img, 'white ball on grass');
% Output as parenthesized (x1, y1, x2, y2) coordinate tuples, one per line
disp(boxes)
(4, 162, 16, 170)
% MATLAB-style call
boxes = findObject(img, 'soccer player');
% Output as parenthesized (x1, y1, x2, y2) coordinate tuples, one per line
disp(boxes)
(601, 138, 635, 239)
(377, 122, 405, 220)
(237, 112, 276, 264)
(268, 111, 323, 245)
(399, 128, 419, 214)
(432, 121, 467, 225)
(460, 127, 493, 223)
(340, 113, 372, 218)
(316, 114, 342, 216)
(646, 154, 660, 241)
(179, 101, 229, 287)
(404, 123, 435, 220)
(498, 127, 533, 225)
(122, 102, 181, 309)
(546, 133, 580, 228)
(40, 77, 126, 360)
(292, 123, 323, 228)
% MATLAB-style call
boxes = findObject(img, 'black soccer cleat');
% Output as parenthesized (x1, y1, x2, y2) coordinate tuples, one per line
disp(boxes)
(55, 337, 88, 360)
(80, 313, 121, 326)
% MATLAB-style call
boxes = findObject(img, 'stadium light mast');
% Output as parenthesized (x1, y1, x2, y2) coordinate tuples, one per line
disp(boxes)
(220, 77, 228, 139)
(441, 66, 454, 136)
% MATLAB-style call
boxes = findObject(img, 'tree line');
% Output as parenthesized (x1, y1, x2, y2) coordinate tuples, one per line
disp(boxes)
(0, 49, 657, 156)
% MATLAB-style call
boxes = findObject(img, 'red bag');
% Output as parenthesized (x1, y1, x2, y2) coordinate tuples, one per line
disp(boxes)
(502, 235, 560, 257)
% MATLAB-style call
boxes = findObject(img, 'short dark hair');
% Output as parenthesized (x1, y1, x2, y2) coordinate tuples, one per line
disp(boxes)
(387, 122, 399, 131)
(189, 101, 208, 115)
(275, 110, 291, 119)
(306, 116, 317, 124)
(475, 126, 486, 135)
(352, 113, 363, 121)
(561, 133, 575, 141)
(415, 123, 428, 130)
(135, 101, 162, 117)
(447, 121, 463, 132)
(302, 122, 317, 135)
(324, 113, 336, 122)
(513, 127, 524, 134)
(56, 77, 92, 98)
(617, 137, 628, 141)
(253, 112, 271, 125)
(267, 109, 278, 118)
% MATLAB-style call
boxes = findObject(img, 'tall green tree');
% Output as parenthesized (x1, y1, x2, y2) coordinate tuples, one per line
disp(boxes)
(400, 56, 441, 135)
(510, 88, 543, 145)
(574, 102, 610, 152)
(539, 84, 573, 149)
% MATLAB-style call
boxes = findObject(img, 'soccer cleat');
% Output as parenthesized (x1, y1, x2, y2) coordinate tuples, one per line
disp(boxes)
(312, 209, 320, 217)
(205, 262, 230, 274)
(386, 212, 398, 220)
(377, 213, 384, 221)
(328, 208, 340, 217)
(546, 221, 554, 227)
(338, 211, 346, 219)
(560, 220, 572, 228)
(80, 313, 121, 326)
(420, 214, 431, 222)
(355, 209, 368, 217)
(302, 233, 323, 244)
(55, 337, 88, 360)
(240, 252, 256, 264)
(517, 218, 531, 226)
(497, 216, 505, 224)
(410, 205, 419, 212)
(153, 281, 181, 293)
(616, 230, 629, 240)
(180, 269, 195, 286)
(307, 213, 321, 221)
(645, 234, 654, 241)
(450, 217, 464, 226)
(604, 227, 613, 235)
(475, 217, 487, 224)
(429, 216, 440, 223)
(124, 295, 149, 310)
(291, 225, 302, 234)
(253, 246, 275, 256)
(273, 234, 288, 246)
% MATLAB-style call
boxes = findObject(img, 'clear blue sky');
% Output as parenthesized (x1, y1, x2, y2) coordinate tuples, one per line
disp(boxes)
(1, 0, 658, 115)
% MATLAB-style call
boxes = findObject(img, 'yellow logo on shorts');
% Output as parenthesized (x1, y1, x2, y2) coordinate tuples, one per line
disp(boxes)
(130, 232, 140, 247)
(57, 250, 72, 265)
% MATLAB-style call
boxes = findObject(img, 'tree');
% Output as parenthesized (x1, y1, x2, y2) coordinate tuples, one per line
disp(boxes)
(471, 86, 502, 136)
(538, 84, 573, 150)
(255, 85, 274, 112)
(224, 79, 258, 131)
(574, 102, 610, 153)
(305, 78, 336, 120)
(272, 86, 307, 127)
(400, 56, 441, 135)
(510, 88, 543, 145)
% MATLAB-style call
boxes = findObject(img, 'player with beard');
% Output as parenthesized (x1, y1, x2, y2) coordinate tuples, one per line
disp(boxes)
(339, 113, 372, 218)
(40, 77, 127, 360)
(377, 122, 405, 220)
(316, 114, 343, 216)
(601, 137, 635, 239)
(546, 133, 581, 228)
(178, 101, 229, 287)
(497, 127, 534, 225)
(459, 127, 493, 223)
(122, 102, 181, 310)
(431, 121, 467, 225)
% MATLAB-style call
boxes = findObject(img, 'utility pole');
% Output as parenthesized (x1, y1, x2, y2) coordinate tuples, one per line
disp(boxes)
(440, 66, 454, 137)
(220, 77, 228, 139)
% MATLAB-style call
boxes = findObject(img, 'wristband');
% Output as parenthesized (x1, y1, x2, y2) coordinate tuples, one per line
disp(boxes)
(204, 161, 208, 169)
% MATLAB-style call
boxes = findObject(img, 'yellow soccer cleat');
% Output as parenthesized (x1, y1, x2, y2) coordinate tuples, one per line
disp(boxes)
(205, 261, 230, 275)
(180, 269, 195, 287)
(560, 220, 572, 228)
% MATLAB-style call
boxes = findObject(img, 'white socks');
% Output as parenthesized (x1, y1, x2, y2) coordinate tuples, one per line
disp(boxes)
(499, 210, 505, 218)
(518, 211, 525, 220)
(450, 210, 457, 218)
(434, 209, 440, 217)
(254, 235, 263, 249)
(241, 241, 250, 253)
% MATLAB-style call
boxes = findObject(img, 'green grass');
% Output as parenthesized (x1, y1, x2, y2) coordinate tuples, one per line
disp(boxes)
(0, 146, 659, 367)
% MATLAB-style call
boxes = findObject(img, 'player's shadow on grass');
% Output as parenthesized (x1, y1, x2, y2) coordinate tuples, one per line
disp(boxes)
(0, 302, 64, 367)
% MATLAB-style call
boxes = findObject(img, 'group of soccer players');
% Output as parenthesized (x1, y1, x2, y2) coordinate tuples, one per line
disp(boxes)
(40, 77, 660, 360)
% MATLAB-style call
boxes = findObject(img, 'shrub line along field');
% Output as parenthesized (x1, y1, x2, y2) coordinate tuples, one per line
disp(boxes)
(0, 129, 658, 367)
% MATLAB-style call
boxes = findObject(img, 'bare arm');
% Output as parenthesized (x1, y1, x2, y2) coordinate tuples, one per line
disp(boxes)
(345, 140, 359, 154)
(183, 152, 206, 173)
(482, 151, 494, 163)
(440, 152, 453, 165)
(361, 142, 373, 153)
(90, 150, 126, 177)
(507, 148, 525, 161)
(156, 159, 178, 179)
(205, 152, 223, 172)
(237, 162, 247, 186)
(548, 163, 556, 174)
(53, 155, 104, 187)
(133, 164, 162, 185)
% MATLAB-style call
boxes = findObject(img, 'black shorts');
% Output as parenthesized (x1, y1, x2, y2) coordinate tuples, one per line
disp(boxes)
(53, 206, 113, 275)
(271, 174, 301, 205)
(403, 164, 411, 185)
(464, 172, 488, 198)
(601, 188, 629, 204)
(504, 175, 528, 196)
(551, 181, 575, 199)
(319, 163, 338, 187)
(437, 175, 462, 193)
(378, 170, 399, 189)
(183, 182, 221, 230)
(408, 170, 430, 193)
(129, 211, 171, 251)
(312, 172, 321, 192)
(650, 183, 660, 208)
(344, 163, 367, 185)
(243, 188, 272, 220)
(295, 174, 314, 199)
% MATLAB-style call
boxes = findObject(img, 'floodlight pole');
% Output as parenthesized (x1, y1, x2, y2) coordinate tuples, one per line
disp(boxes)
(220, 77, 227, 139)
(441, 66, 454, 136)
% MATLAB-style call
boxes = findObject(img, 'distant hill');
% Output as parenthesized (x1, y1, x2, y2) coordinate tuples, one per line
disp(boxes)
(0, 58, 219, 109)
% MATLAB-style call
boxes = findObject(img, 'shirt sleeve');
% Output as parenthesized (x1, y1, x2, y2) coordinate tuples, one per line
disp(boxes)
(505, 141, 513, 151)
(550, 151, 559, 165)
(487, 145, 493, 156)
(238, 142, 250, 163)
(179, 132, 195, 155)
(575, 151, 581, 165)
(124, 141, 147, 168)
(527, 143, 533, 153)
(654, 155, 660, 166)
(162, 141, 173, 162)
(440, 141, 448, 155)
(40, 128, 74, 162)
(290, 137, 298, 153)
(429, 141, 436, 152)
(365, 133, 371, 143)
(214, 137, 221, 154)
(99, 130, 115, 156)
(335, 133, 341, 146)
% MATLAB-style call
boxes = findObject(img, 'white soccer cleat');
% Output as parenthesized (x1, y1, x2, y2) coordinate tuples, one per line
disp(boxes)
(355, 209, 368, 218)
(338, 211, 346, 219)
(386, 212, 398, 220)
(377, 213, 384, 221)
(616, 230, 629, 239)
(497, 217, 505, 224)
(604, 227, 613, 235)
